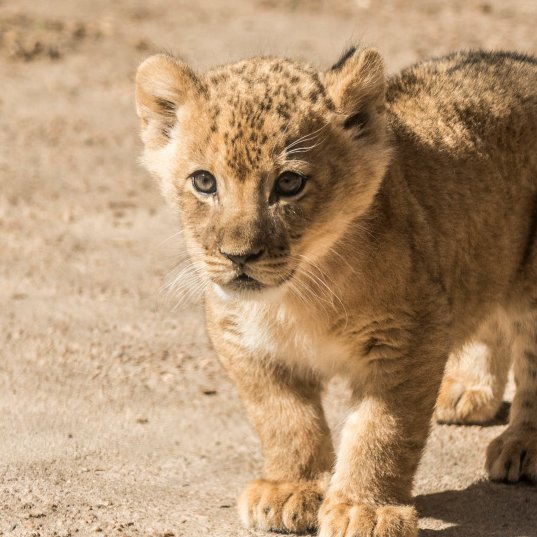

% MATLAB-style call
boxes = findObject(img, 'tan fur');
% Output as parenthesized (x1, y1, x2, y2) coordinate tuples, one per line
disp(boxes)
(135, 48, 537, 536)
(436, 310, 513, 424)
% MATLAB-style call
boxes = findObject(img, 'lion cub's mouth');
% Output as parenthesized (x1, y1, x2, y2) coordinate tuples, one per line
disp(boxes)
(216, 263, 297, 295)
(228, 272, 265, 291)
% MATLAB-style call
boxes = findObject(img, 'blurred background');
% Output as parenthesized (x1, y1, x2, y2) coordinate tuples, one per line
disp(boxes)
(1, 1, 537, 536)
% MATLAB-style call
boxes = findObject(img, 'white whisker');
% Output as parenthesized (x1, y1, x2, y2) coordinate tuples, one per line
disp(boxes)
(288, 252, 350, 328)
(158, 228, 187, 247)
(276, 123, 329, 164)
(162, 259, 209, 310)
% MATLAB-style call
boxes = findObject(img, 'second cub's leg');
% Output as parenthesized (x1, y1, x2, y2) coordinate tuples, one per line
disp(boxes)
(486, 312, 537, 482)
(436, 315, 511, 424)
(214, 338, 334, 534)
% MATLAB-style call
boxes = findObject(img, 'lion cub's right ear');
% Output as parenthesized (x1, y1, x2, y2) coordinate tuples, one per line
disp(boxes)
(135, 54, 202, 149)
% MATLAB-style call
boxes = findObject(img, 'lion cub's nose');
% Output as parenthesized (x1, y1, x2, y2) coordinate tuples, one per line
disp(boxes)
(220, 248, 265, 266)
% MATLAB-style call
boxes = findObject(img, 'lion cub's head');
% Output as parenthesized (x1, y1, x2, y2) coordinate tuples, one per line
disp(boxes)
(135, 47, 391, 299)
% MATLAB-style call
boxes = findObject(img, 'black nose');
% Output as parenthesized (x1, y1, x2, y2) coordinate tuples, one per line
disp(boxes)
(220, 248, 264, 266)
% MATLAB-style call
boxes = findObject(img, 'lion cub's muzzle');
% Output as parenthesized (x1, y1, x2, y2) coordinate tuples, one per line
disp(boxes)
(217, 246, 267, 291)
(207, 245, 295, 293)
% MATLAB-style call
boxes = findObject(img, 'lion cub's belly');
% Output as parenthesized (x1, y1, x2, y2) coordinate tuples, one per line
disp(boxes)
(235, 300, 351, 377)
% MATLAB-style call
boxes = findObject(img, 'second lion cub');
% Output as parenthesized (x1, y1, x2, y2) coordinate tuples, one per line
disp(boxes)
(135, 48, 537, 536)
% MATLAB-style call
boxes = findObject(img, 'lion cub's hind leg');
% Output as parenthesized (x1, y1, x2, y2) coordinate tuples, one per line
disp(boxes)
(487, 313, 537, 483)
(436, 316, 511, 425)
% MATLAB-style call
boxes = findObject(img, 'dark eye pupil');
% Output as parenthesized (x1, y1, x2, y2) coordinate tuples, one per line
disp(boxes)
(276, 172, 305, 196)
(192, 171, 217, 194)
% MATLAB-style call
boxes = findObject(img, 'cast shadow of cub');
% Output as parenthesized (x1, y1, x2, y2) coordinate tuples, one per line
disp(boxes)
(418, 402, 536, 536)
(416, 480, 537, 537)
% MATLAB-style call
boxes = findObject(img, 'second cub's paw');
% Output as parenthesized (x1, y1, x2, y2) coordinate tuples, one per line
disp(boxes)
(319, 496, 418, 537)
(486, 428, 537, 483)
(435, 377, 500, 424)
(238, 479, 323, 533)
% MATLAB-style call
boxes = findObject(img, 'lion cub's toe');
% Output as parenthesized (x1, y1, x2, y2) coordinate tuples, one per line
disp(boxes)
(239, 478, 323, 533)
(486, 428, 537, 483)
(435, 377, 501, 425)
(318, 495, 418, 537)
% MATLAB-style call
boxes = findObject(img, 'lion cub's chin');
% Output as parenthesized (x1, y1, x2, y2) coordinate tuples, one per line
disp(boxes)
(212, 281, 287, 304)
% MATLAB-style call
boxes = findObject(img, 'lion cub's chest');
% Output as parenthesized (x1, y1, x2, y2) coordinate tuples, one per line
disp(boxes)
(235, 300, 350, 377)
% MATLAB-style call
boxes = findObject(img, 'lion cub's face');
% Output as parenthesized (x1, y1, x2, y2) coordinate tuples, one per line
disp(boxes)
(136, 48, 391, 297)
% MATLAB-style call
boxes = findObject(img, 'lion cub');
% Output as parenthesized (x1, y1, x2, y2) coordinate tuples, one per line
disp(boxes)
(135, 48, 537, 536)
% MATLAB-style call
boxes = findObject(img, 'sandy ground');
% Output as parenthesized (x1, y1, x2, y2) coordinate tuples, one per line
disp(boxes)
(2, 0, 537, 535)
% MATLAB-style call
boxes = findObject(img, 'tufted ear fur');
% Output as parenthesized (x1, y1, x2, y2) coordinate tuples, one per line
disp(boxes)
(135, 53, 203, 149)
(323, 47, 386, 140)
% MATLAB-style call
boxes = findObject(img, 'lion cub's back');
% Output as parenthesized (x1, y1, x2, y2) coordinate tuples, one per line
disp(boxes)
(386, 50, 537, 158)
(384, 51, 537, 321)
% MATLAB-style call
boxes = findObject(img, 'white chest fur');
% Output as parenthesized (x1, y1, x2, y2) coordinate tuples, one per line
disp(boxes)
(233, 298, 351, 378)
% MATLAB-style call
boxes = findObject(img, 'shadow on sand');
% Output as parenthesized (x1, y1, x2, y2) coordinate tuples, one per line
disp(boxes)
(416, 479, 537, 536)
(482, 401, 511, 427)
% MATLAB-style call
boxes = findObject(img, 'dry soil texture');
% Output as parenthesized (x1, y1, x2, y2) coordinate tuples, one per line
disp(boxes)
(2, 0, 537, 536)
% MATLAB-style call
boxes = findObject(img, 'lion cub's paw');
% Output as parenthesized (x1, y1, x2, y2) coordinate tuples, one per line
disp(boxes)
(435, 377, 500, 424)
(486, 428, 537, 483)
(318, 496, 418, 537)
(238, 479, 323, 533)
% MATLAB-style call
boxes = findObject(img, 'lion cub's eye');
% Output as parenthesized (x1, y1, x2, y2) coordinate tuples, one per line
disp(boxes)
(275, 171, 306, 197)
(190, 170, 217, 195)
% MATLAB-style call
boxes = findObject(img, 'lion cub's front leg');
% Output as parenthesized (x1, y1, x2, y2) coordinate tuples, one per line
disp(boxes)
(215, 340, 334, 534)
(319, 350, 446, 537)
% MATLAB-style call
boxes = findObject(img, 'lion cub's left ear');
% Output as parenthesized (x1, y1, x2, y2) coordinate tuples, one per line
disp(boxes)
(135, 53, 203, 149)
(323, 47, 386, 139)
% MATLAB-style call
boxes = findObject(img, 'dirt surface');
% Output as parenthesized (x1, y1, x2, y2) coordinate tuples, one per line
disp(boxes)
(2, 0, 537, 536)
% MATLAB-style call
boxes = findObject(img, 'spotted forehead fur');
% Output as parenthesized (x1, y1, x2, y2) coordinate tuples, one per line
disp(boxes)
(201, 58, 336, 178)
